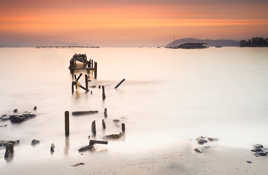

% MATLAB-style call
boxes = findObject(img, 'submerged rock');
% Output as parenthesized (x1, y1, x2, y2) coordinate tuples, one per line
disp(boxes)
(196, 136, 208, 145)
(31, 139, 40, 146)
(0, 115, 10, 121)
(9, 113, 36, 123)
(13, 109, 18, 113)
(251, 144, 268, 157)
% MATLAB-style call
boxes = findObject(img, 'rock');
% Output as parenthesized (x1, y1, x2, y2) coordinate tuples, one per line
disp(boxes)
(13, 109, 18, 113)
(254, 144, 263, 149)
(194, 148, 202, 153)
(31, 139, 40, 146)
(72, 162, 85, 167)
(0, 124, 7, 127)
(196, 136, 208, 145)
(0, 115, 10, 121)
(246, 161, 252, 164)
(9, 113, 36, 123)
(255, 151, 267, 157)
(33, 106, 37, 111)
(207, 137, 218, 142)
(194, 146, 210, 153)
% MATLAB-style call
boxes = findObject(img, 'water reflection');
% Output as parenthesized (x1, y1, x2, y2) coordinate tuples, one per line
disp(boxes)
(64, 137, 70, 156)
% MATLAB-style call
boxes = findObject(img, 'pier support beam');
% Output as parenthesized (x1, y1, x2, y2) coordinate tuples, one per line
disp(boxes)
(65, 111, 70, 137)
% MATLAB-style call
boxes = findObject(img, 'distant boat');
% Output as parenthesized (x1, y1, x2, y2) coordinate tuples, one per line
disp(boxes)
(168, 43, 208, 49)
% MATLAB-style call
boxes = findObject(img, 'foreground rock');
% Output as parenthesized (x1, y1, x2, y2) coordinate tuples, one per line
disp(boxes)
(9, 113, 36, 123)
(31, 139, 40, 146)
(194, 136, 219, 153)
(251, 144, 268, 157)
(196, 136, 218, 145)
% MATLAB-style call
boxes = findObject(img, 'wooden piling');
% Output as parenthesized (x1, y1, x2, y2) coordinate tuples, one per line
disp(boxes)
(72, 82, 74, 94)
(4, 143, 14, 158)
(85, 74, 89, 92)
(114, 78, 126, 89)
(91, 120, 96, 136)
(65, 111, 70, 137)
(102, 119, 106, 129)
(94, 62, 97, 79)
(104, 108, 107, 118)
(121, 123, 125, 133)
(102, 86, 106, 100)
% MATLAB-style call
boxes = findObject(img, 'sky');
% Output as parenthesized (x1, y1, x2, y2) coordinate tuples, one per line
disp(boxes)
(1, 0, 268, 46)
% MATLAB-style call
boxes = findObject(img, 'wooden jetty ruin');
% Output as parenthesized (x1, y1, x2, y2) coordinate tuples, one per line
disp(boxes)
(69, 54, 98, 94)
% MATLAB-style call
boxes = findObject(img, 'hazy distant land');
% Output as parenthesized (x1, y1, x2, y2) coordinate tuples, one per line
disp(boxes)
(166, 38, 240, 48)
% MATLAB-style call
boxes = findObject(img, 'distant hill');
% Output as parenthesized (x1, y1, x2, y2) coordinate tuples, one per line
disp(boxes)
(166, 38, 239, 48)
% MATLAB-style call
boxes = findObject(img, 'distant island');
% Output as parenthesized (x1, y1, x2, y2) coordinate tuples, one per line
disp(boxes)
(165, 38, 240, 48)
(36, 45, 100, 48)
(240, 37, 268, 47)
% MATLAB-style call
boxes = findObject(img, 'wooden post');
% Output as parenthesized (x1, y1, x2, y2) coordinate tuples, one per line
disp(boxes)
(94, 62, 97, 79)
(121, 123, 125, 133)
(65, 111, 70, 137)
(104, 108, 107, 118)
(91, 120, 96, 136)
(72, 82, 74, 94)
(102, 119, 106, 129)
(85, 74, 89, 92)
(114, 79, 126, 89)
(102, 86, 106, 100)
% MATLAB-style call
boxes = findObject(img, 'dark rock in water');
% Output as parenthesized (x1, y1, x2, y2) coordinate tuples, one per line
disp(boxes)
(196, 136, 208, 145)
(0, 124, 7, 127)
(72, 162, 85, 167)
(246, 161, 252, 164)
(33, 106, 37, 111)
(255, 151, 267, 157)
(251, 144, 268, 157)
(207, 137, 218, 142)
(251, 148, 263, 152)
(9, 115, 26, 123)
(13, 109, 18, 113)
(194, 148, 202, 153)
(254, 144, 264, 149)
(31, 139, 40, 146)
(0, 114, 10, 121)
(9, 113, 36, 123)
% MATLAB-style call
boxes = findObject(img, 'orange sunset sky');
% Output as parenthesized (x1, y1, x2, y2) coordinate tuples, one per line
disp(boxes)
(1, 0, 268, 46)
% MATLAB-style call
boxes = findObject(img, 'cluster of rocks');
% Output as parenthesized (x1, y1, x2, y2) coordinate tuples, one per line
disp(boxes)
(0, 106, 37, 124)
(251, 144, 268, 157)
(194, 136, 218, 153)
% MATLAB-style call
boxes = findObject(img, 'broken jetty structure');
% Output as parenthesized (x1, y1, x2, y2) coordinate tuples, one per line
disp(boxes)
(69, 54, 98, 94)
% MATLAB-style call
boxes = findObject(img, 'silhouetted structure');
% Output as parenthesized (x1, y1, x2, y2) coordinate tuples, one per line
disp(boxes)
(240, 37, 268, 47)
